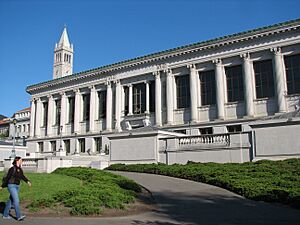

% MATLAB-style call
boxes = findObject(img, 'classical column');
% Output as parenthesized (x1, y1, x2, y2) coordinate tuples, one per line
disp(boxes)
(166, 68, 174, 125)
(213, 59, 225, 120)
(74, 89, 81, 133)
(89, 85, 96, 132)
(128, 84, 133, 115)
(106, 82, 112, 131)
(115, 80, 122, 132)
(188, 64, 198, 123)
(47, 95, 54, 136)
(145, 81, 150, 114)
(154, 71, 162, 126)
(271, 47, 287, 113)
(29, 99, 36, 137)
(35, 98, 43, 137)
(241, 53, 254, 117)
(60, 92, 67, 134)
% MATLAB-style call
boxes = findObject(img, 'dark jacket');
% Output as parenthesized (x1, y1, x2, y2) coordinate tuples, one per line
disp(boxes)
(1, 165, 29, 188)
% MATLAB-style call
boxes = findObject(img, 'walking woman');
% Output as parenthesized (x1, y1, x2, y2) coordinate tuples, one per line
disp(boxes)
(1, 156, 31, 221)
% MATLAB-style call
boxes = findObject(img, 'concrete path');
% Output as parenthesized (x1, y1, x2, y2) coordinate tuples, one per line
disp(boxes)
(1, 171, 300, 225)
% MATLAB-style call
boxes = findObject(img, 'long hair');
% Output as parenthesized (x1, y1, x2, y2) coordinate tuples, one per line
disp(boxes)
(12, 156, 22, 166)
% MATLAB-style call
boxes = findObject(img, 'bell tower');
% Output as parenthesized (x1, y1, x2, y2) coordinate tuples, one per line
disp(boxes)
(53, 26, 74, 79)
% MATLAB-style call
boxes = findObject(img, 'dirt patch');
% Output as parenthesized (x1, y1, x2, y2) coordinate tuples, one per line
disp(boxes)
(20, 188, 156, 218)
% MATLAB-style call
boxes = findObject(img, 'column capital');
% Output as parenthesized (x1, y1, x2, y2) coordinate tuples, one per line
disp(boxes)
(47, 94, 53, 99)
(60, 91, 66, 97)
(270, 47, 282, 55)
(89, 85, 96, 90)
(114, 79, 121, 85)
(164, 68, 172, 76)
(30, 97, 36, 102)
(106, 81, 112, 86)
(74, 89, 81, 95)
(126, 83, 132, 87)
(212, 58, 222, 66)
(153, 71, 160, 78)
(187, 64, 196, 70)
(240, 52, 251, 60)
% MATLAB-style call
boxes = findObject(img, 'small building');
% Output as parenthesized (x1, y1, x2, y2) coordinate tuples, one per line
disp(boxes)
(9, 107, 31, 145)
(0, 118, 10, 138)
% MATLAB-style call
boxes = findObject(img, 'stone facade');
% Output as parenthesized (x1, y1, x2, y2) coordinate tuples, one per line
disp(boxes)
(26, 19, 300, 164)
(9, 107, 30, 144)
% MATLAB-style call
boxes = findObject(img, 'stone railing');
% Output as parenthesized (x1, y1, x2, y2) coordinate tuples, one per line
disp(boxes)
(178, 134, 230, 147)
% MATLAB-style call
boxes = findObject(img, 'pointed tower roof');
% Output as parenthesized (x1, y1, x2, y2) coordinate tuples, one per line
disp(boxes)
(58, 27, 71, 48)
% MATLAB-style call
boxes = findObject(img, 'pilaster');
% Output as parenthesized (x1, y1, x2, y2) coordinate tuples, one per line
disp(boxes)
(128, 84, 133, 115)
(35, 98, 43, 137)
(60, 92, 67, 133)
(145, 81, 150, 114)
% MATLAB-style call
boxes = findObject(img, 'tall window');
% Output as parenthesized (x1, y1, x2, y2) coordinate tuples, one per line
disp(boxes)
(149, 81, 155, 112)
(284, 54, 300, 95)
(124, 86, 129, 115)
(176, 75, 190, 108)
(55, 99, 61, 125)
(133, 83, 146, 114)
(64, 140, 70, 154)
(225, 65, 244, 102)
(51, 141, 56, 152)
(199, 70, 216, 105)
(94, 137, 102, 153)
(253, 60, 275, 98)
(43, 102, 48, 127)
(79, 138, 85, 153)
(38, 142, 44, 153)
(82, 94, 90, 121)
(68, 97, 75, 123)
(98, 91, 106, 119)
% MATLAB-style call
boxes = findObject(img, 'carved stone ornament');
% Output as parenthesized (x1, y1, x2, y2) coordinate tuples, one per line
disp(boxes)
(212, 58, 222, 65)
(270, 47, 281, 55)
(240, 52, 251, 60)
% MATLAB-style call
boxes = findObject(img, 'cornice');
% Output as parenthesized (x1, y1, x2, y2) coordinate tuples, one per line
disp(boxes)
(27, 18, 300, 94)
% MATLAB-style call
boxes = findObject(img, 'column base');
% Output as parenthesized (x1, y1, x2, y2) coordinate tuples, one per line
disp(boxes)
(56, 151, 66, 157)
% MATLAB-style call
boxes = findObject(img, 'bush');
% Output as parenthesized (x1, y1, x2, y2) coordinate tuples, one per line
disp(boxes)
(106, 159, 300, 208)
(24, 167, 142, 215)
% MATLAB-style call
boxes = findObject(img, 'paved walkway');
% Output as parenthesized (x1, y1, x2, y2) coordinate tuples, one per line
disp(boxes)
(1, 171, 300, 225)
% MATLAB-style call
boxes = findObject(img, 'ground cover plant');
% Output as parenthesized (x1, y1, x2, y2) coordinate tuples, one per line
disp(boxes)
(0, 167, 141, 215)
(107, 159, 300, 208)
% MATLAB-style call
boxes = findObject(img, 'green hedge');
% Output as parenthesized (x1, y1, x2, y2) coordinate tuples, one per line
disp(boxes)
(106, 159, 300, 208)
(28, 167, 141, 215)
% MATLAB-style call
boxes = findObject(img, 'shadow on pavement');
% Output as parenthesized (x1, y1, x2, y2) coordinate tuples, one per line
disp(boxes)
(133, 192, 300, 225)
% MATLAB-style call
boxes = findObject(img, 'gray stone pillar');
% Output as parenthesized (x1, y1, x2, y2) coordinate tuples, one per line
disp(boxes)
(89, 85, 96, 132)
(106, 82, 112, 131)
(114, 80, 122, 132)
(271, 47, 287, 113)
(188, 64, 198, 123)
(166, 69, 174, 125)
(213, 59, 225, 120)
(241, 53, 254, 117)
(60, 92, 67, 134)
(74, 89, 81, 133)
(47, 95, 54, 136)
(35, 98, 42, 137)
(154, 71, 162, 126)
(128, 84, 133, 115)
(145, 81, 150, 114)
(29, 99, 36, 137)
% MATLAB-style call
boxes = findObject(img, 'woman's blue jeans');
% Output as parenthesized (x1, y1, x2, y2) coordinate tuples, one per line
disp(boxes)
(3, 184, 22, 219)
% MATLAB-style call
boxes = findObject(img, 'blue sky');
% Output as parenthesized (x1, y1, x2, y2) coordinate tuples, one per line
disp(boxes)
(0, 0, 299, 117)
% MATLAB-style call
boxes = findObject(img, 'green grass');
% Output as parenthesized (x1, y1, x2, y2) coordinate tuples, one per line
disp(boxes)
(0, 167, 142, 215)
(106, 159, 300, 209)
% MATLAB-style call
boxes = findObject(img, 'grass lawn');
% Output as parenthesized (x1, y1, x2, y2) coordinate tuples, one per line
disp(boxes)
(107, 158, 300, 209)
(0, 167, 141, 215)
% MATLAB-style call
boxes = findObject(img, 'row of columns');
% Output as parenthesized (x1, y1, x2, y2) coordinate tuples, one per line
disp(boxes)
(29, 47, 288, 137)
